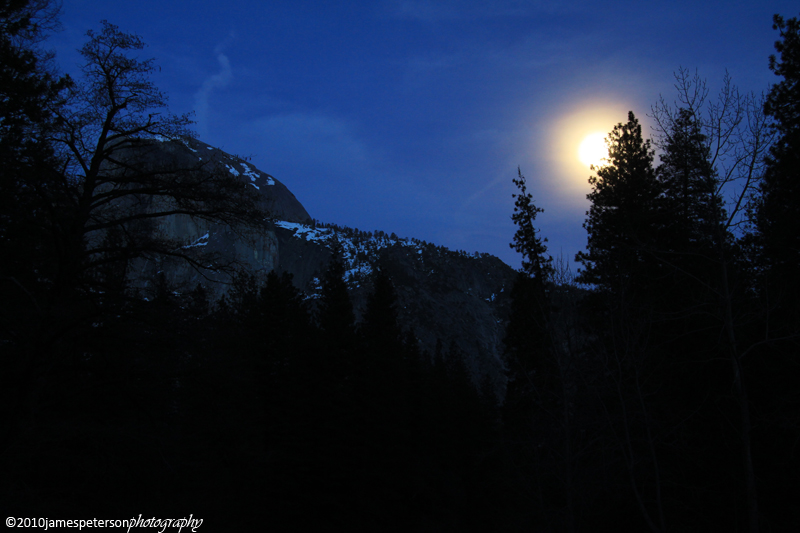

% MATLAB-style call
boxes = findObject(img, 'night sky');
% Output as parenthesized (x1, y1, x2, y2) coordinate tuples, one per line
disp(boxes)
(49, 0, 798, 270)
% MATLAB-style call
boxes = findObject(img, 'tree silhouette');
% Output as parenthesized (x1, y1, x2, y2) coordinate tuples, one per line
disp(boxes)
(45, 21, 265, 295)
(650, 64, 798, 531)
(0, 0, 68, 293)
(657, 108, 724, 248)
(510, 167, 553, 284)
(576, 112, 669, 532)
(576, 111, 661, 292)
(758, 14, 800, 329)
(505, 168, 556, 415)
(504, 169, 582, 532)
(316, 243, 356, 354)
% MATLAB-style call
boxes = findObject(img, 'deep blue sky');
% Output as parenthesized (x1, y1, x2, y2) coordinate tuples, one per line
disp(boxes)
(49, 1, 798, 270)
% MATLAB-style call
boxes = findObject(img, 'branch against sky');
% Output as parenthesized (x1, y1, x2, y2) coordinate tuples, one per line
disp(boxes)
(45, 21, 265, 293)
(650, 68, 775, 234)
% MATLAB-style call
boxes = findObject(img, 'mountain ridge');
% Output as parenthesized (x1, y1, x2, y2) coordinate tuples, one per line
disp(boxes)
(125, 137, 518, 386)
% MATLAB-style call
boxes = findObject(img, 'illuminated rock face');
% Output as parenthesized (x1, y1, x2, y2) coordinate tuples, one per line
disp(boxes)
(112, 137, 311, 300)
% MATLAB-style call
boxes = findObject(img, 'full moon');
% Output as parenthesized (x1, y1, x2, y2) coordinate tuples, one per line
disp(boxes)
(578, 132, 608, 168)
(548, 101, 629, 198)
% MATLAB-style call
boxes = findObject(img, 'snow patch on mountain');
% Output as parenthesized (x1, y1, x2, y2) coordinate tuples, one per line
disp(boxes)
(225, 164, 240, 177)
(273, 219, 496, 291)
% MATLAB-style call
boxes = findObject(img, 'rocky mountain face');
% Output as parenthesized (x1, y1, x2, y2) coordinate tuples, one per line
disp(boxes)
(126, 138, 517, 387)
(114, 137, 311, 301)
(272, 221, 517, 387)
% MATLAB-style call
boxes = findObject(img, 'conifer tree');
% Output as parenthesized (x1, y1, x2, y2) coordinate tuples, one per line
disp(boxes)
(503, 274, 554, 419)
(504, 169, 580, 532)
(657, 107, 724, 249)
(510, 167, 553, 285)
(576, 111, 661, 292)
(314, 242, 359, 447)
(649, 66, 795, 532)
(748, 14, 800, 532)
(576, 112, 669, 532)
(359, 268, 405, 421)
(361, 269, 402, 355)
(0, 0, 68, 293)
(504, 169, 555, 420)
(317, 243, 356, 352)
(259, 271, 313, 459)
(260, 271, 310, 357)
(652, 106, 726, 355)
(758, 13, 800, 326)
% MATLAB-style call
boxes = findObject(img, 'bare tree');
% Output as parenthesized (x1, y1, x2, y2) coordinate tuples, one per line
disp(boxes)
(46, 21, 266, 295)
(651, 68, 773, 234)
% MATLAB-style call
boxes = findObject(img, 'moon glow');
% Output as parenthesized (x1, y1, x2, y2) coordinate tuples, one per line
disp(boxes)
(578, 132, 608, 168)
(543, 100, 630, 202)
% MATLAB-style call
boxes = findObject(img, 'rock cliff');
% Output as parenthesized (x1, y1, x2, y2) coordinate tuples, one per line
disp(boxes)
(123, 138, 517, 385)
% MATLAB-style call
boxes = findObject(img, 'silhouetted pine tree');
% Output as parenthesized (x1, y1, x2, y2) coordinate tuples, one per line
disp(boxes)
(360, 268, 405, 411)
(504, 167, 583, 531)
(259, 271, 311, 365)
(503, 273, 556, 426)
(361, 269, 403, 354)
(647, 104, 744, 530)
(576, 111, 661, 292)
(749, 14, 800, 531)
(758, 14, 800, 330)
(575, 112, 672, 532)
(296, 246, 363, 524)
(317, 244, 356, 356)
(0, 0, 68, 295)
(504, 168, 556, 421)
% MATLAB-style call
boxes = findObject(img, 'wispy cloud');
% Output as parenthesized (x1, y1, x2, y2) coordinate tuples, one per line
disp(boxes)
(194, 39, 234, 139)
